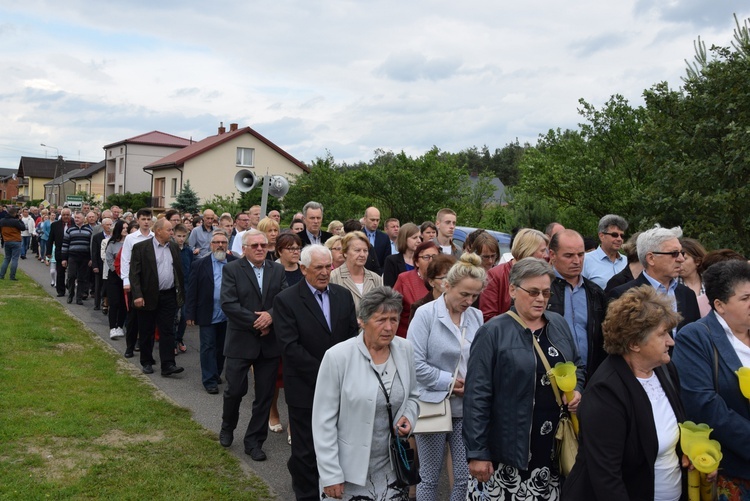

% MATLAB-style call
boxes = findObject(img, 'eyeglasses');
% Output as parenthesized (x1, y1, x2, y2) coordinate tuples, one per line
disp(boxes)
(517, 285, 551, 298)
(652, 250, 686, 259)
(243, 243, 268, 249)
(283, 247, 301, 252)
(420, 254, 438, 261)
(211, 240, 228, 245)
(480, 254, 498, 261)
(330, 247, 342, 252)
(602, 231, 625, 239)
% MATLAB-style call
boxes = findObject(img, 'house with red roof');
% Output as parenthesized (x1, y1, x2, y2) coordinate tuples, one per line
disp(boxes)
(103, 131, 192, 200)
(144, 123, 309, 209)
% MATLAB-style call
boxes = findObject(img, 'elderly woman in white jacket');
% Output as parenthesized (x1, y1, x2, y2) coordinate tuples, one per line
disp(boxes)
(312, 286, 419, 501)
(407, 253, 486, 501)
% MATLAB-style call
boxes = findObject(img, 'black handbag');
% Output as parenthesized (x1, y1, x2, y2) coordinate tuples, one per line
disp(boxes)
(373, 368, 420, 487)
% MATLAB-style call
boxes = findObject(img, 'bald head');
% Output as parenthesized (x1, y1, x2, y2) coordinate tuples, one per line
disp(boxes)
(364, 207, 381, 232)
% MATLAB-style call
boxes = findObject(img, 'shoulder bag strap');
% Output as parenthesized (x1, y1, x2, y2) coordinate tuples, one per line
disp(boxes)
(507, 310, 564, 407)
(447, 326, 467, 395)
(373, 367, 397, 439)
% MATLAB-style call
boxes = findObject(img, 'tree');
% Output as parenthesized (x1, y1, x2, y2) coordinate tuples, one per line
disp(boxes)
(171, 180, 200, 214)
(105, 191, 153, 211)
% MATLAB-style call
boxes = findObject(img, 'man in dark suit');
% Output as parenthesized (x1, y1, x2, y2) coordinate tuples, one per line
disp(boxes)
(273, 244, 358, 501)
(298, 201, 331, 247)
(362, 206, 390, 270)
(185, 229, 237, 394)
(608, 226, 700, 333)
(48, 208, 72, 297)
(90, 217, 112, 310)
(129, 218, 185, 376)
(219, 229, 288, 461)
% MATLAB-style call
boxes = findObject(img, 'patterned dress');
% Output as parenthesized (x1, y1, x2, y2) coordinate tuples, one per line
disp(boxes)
(467, 325, 563, 500)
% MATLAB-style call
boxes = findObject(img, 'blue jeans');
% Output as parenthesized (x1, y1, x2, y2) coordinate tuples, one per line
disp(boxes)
(0, 241, 22, 279)
(199, 322, 227, 389)
(21, 236, 30, 257)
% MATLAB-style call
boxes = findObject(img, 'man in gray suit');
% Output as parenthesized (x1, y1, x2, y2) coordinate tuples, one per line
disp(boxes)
(218, 229, 288, 461)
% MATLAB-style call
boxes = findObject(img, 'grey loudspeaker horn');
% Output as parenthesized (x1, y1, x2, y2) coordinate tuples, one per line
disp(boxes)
(267, 175, 290, 198)
(234, 169, 258, 193)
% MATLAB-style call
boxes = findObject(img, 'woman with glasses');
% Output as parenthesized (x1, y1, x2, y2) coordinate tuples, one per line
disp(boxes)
(480, 228, 549, 322)
(275, 233, 303, 286)
(325, 235, 345, 269)
(383, 222, 423, 287)
(464, 257, 584, 500)
(463, 230, 500, 272)
(393, 241, 440, 338)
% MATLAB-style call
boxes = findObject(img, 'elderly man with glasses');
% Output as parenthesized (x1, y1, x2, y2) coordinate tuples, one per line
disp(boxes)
(582, 214, 629, 289)
(185, 229, 237, 394)
(608, 225, 700, 334)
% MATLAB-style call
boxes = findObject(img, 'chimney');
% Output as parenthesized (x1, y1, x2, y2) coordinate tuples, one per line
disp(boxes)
(218, 122, 226, 134)
(229, 123, 238, 132)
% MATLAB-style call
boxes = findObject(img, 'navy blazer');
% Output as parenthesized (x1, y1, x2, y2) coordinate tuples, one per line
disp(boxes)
(273, 280, 358, 408)
(382, 253, 407, 287)
(220, 258, 288, 360)
(608, 273, 700, 332)
(672, 312, 750, 480)
(370, 230, 391, 270)
(185, 254, 237, 326)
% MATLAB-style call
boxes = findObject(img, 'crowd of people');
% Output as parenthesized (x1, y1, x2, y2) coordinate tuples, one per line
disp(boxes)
(2, 201, 750, 501)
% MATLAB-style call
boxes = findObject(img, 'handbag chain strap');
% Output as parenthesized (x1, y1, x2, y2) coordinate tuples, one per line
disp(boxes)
(506, 310, 564, 408)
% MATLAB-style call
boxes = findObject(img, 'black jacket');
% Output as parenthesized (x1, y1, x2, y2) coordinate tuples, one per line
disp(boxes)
(605, 265, 636, 293)
(547, 275, 607, 378)
(562, 356, 687, 501)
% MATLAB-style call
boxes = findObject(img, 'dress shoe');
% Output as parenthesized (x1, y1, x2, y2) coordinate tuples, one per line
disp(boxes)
(81, 294, 88, 300)
(219, 428, 233, 447)
(93, 305, 100, 311)
(124, 350, 134, 358)
(20, 255, 26, 260)
(9, 278, 18, 281)
(205, 386, 219, 394)
(161, 365, 184, 376)
(245, 447, 267, 461)
(76, 299, 83, 305)
(142, 364, 154, 374)
(56, 293, 65, 297)
(67, 296, 73, 304)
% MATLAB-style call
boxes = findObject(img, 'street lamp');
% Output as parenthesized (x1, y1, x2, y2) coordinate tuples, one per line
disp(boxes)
(40, 143, 63, 205)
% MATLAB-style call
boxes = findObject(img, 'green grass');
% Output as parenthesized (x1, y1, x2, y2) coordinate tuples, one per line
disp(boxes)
(0, 271, 273, 500)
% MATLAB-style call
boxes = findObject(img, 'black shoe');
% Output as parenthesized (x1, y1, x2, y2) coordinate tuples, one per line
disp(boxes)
(245, 447, 267, 461)
(219, 428, 233, 447)
(81, 294, 88, 300)
(161, 365, 184, 376)
(216, 376, 223, 385)
(76, 299, 83, 305)
(20, 255, 26, 260)
(102, 307, 108, 315)
(142, 364, 154, 374)
(56, 293, 65, 297)
(205, 386, 219, 394)
(67, 296, 73, 304)
(124, 350, 134, 358)
(93, 305, 100, 311)
(9, 278, 18, 281)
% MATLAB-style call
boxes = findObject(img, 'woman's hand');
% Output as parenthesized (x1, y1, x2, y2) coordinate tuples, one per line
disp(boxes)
(563, 390, 582, 413)
(469, 459, 494, 483)
(323, 483, 344, 499)
(681, 454, 719, 482)
(395, 416, 411, 436)
(452, 378, 465, 397)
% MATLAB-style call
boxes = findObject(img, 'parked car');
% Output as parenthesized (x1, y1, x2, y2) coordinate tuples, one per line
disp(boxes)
(452, 226, 512, 255)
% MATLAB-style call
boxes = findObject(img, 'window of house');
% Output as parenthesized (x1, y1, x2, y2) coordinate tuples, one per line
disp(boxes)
(171, 178, 178, 196)
(119, 158, 123, 174)
(236, 147, 255, 167)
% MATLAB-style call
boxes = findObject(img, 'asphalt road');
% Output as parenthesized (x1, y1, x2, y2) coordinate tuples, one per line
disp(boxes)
(9, 249, 453, 500)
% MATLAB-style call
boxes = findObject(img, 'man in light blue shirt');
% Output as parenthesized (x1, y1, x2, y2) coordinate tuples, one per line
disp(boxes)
(582, 214, 629, 289)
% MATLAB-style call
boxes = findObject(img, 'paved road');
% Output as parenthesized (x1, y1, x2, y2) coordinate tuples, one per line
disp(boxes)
(9, 249, 453, 500)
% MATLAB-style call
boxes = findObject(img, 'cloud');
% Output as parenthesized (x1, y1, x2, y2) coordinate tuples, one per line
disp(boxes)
(376, 52, 462, 82)
(569, 32, 630, 57)
(634, 0, 749, 30)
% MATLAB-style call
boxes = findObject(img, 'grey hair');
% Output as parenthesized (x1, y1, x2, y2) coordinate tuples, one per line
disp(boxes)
(598, 214, 629, 233)
(446, 253, 487, 288)
(358, 286, 403, 324)
(241, 228, 268, 246)
(703, 260, 750, 311)
(101, 218, 113, 226)
(636, 225, 683, 267)
(509, 257, 555, 286)
(212, 229, 229, 240)
(302, 201, 323, 217)
(300, 244, 331, 267)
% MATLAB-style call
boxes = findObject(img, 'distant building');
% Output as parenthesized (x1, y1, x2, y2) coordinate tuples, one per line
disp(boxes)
(103, 131, 192, 199)
(0, 168, 18, 201)
(143, 123, 309, 209)
(16, 157, 96, 203)
(69, 161, 106, 203)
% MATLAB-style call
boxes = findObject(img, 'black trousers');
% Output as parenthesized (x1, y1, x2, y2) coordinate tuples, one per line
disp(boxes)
(124, 291, 139, 352)
(221, 354, 279, 450)
(136, 289, 178, 368)
(55, 260, 66, 295)
(66, 254, 89, 300)
(92, 270, 103, 307)
(106, 275, 127, 329)
(287, 404, 319, 501)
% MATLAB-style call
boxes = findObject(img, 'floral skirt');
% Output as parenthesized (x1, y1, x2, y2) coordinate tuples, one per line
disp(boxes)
(467, 464, 560, 501)
(717, 474, 750, 501)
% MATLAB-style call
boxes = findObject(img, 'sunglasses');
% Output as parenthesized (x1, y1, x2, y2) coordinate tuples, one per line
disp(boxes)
(652, 250, 686, 258)
(244, 243, 268, 249)
(517, 285, 552, 298)
(602, 231, 625, 239)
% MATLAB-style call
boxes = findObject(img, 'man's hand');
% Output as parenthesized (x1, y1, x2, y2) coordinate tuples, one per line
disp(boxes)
(134, 298, 145, 308)
(123, 285, 130, 293)
(253, 311, 272, 331)
(62, 260, 67, 268)
(93, 268, 99, 274)
(193, 247, 200, 255)
(186, 320, 195, 326)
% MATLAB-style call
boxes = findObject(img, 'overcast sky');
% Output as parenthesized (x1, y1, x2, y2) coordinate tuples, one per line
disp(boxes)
(1, 1, 748, 170)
